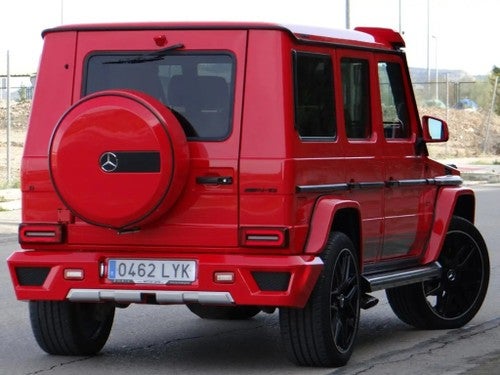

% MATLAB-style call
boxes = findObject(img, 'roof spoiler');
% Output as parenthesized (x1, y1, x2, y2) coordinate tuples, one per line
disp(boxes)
(354, 27, 406, 50)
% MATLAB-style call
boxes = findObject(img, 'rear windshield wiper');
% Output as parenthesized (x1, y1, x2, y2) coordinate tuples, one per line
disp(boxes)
(104, 43, 184, 64)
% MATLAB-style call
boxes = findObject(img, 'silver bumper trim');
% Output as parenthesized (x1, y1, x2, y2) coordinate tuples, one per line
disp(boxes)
(67, 289, 235, 305)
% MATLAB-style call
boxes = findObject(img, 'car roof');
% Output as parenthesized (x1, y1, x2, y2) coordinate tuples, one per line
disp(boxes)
(42, 22, 403, 51)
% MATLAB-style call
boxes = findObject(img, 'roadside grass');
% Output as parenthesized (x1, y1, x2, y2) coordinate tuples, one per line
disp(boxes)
(0, 180, 20, 189)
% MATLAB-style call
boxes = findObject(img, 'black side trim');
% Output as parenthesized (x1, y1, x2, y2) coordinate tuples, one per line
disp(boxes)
(297, 175, 462, 194)
(349, 181, 386, 189)
(434, 175, 463, 186)
(392, 176, 463, 187)
(296, 181, 385, 193)
(396, 178, 432, 187)
(296, 183, 349, 193)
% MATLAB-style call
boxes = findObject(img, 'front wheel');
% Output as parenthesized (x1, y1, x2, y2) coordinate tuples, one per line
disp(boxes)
(387, 216, 489, 329)
(29, 301, 115, 355)
(280, 232, 360, 367)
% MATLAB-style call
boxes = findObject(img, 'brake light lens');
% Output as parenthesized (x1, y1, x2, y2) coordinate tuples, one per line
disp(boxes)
(19, 224, 64, 244)
(240, 227, 288, 247)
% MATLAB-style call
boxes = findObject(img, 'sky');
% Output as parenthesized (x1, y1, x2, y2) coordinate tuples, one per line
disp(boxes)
(0, 0, 498, 76)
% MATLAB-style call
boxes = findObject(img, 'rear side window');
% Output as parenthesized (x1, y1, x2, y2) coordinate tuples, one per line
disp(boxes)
(84, 53, 234, 140)
(341, 58, 371, 139)
(378, 61, 411, 139)
(293, 52, 336, 139)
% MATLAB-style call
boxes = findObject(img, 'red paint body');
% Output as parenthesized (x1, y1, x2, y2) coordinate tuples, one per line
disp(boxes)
(8, 23, 474, 308)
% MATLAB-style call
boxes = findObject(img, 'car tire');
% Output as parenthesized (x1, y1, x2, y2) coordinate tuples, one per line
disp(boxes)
(29, 300, 115, 355)
(186, 304, 261, 320)
(386, 216, 489, 329)
(279, 232, 360, 367)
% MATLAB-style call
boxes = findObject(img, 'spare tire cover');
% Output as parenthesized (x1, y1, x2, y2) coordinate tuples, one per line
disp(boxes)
(49, 90, 189, 230)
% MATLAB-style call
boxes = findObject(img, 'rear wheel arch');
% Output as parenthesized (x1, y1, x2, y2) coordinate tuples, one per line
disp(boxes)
(331, 208, 362, 261)
(304, 198, 362, 258)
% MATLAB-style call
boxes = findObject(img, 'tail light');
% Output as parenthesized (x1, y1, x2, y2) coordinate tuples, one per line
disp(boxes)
(19, 224, 64, 244)
(240, 227, 288, 247)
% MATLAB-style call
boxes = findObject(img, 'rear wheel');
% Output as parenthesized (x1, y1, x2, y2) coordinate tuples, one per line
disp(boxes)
(387, 216, 489, 329)
(29, 301, 115, 355)
(186, 304, 261, 320)
(280, 232, 360, 367)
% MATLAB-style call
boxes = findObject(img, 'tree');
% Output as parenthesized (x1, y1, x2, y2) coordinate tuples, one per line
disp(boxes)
(17, 83, 27, 102)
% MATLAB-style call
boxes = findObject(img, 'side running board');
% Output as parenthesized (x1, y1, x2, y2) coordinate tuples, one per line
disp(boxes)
(362, 261, 442, 292)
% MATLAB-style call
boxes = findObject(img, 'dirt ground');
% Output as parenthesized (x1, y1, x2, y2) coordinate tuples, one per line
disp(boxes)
(421, 107, 500, 158)
(1, 101, 499, 186)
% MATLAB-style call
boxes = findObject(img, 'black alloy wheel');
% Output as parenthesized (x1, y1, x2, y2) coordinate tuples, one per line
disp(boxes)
(280, 232, 360, 367)
(387, 216, 489, 329)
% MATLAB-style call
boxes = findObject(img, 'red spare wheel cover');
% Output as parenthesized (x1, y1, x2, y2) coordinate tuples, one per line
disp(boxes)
(49, 90, 189, 230)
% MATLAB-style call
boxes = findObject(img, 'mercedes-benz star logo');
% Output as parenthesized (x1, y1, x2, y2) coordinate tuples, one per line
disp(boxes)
(99, 152, 118, 172)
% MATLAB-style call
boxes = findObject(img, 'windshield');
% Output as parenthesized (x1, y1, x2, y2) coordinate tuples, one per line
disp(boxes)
(84, 52, 234, 140)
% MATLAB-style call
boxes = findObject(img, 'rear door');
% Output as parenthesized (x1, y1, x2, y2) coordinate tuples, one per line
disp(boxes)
(70, 28, 248, 248)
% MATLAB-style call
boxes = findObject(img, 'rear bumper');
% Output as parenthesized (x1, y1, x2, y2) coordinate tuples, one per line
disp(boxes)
(7, 250, 323, 308)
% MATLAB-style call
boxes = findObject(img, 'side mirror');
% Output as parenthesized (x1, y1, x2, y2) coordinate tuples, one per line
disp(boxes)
(422, 115, 449, 142)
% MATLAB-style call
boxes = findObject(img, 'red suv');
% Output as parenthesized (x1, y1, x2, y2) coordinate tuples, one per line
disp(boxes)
(8, 23, 489, 367)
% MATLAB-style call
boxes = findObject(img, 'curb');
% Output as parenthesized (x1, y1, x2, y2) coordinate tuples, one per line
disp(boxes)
(457, 164, 500, 185)
(461, 172, 500, 184)
(0, 200, 21, 211)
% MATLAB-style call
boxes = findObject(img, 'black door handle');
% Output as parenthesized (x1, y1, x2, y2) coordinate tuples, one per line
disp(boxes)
(196, 176, 233, 185)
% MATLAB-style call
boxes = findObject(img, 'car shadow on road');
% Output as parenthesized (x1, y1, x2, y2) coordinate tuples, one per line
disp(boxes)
(85, 304, 426, 374)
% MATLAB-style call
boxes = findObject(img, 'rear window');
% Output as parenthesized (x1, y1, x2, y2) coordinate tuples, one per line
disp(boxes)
(84, 53, 235, 140)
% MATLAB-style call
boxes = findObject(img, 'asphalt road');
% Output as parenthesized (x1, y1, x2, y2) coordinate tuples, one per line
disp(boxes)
(1, 186, 499, 375)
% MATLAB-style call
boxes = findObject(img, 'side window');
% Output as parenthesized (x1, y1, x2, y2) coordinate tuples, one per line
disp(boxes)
(378, 61, 410, 139)
(341, 58, 371, 139)
(293, 52, 335, 139)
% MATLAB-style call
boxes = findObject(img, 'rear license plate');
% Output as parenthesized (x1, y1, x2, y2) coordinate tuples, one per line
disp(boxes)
(108, 259, 196, 284)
